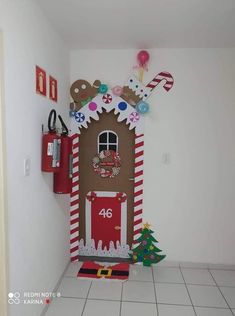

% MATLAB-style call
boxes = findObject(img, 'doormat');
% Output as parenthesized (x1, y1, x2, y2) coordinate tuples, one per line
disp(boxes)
(77, 261, 129, 280)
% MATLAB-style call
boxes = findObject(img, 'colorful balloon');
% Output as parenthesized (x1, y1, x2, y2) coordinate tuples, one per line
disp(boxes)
(137, 50, 150, 67)
(136, 101, 150, 114)
(112, 85, 123, 96)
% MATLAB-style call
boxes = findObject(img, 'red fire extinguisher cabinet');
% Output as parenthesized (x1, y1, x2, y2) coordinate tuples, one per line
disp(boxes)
(53, 118, 73, 194)
(41, 110, 61, 172)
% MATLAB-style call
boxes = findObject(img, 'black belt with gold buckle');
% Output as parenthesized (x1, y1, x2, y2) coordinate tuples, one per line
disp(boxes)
(79, 268, 129, 277)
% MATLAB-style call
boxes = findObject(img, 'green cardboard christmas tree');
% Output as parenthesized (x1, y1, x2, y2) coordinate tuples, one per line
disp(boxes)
(131, 223, 166, 266)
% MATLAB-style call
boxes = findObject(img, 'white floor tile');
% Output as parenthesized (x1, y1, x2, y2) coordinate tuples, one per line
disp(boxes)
(153, 267, 184, 283)
(195, 307, 233, 316)
(220, 287, 235, 308)
(122, 281, 156, 303)
(187, 284, 228, 308)
(155, 283, 191, 305)
(158, 304, 195, 316)
(210, 270, 235, 287)
(181, 268, 215, 285)
(58, 277, 91, 298)
(83, 299, 120, 316)
(45, 297, 85, 316)
(129, 264, 153, 282)
(65, 261, 83, 277)
(121, 302, 157, 316)
(88, 280, 122, 301)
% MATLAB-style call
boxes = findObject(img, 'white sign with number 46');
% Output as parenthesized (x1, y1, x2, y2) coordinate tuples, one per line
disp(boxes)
(99, 208, 113, 218)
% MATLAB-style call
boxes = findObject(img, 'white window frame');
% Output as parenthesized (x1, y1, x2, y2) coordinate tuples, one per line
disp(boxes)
(97, 130, 118, 153)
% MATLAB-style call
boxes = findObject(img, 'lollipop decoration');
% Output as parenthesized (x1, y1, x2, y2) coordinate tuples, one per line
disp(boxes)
(136, 50, 150, 83)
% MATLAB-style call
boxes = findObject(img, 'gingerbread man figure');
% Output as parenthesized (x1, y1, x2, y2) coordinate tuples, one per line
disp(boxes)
(70, 79, 101, 111)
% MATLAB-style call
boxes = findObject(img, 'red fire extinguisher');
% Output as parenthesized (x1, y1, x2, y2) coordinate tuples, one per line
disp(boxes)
(41, 110, 61, 172)
(53, 115, 73, 194)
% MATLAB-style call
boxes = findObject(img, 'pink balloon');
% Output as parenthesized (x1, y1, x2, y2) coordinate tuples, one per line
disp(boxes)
(137, 50, 150, 67)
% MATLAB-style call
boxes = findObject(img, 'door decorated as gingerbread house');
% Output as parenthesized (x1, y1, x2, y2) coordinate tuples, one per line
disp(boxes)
(79, 111, 135, 257)
(69, 86, 146, 260)
(69, 56, 174, 261)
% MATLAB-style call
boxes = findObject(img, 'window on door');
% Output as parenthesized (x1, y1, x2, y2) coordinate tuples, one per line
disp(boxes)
(98, 130, 118, 152)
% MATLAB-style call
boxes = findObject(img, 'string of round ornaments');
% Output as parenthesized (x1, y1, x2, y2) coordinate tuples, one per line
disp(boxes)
(92, 150, 121, 178)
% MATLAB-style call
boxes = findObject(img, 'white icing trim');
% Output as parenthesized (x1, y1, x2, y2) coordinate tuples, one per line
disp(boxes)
(70, 91, 145, 135)
(78, 238, 130, 258)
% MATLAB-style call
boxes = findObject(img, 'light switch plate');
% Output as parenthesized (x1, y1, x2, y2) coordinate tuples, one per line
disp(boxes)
(162, 153, 171, 165)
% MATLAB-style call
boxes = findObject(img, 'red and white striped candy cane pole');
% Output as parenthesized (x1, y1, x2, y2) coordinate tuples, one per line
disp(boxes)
(146, 71, 174, 92)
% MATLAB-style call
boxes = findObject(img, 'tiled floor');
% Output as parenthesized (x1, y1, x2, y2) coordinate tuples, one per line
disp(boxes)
(44, 261, 235, 316)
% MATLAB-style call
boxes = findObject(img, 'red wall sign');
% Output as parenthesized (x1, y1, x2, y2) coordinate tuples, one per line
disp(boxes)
(49, 75, 58, 102)
(36, 66, 46, 96)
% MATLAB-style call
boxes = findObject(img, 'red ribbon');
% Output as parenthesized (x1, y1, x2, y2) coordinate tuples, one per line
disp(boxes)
(115, 192, 127, 203)
(86, 191, 97, 202)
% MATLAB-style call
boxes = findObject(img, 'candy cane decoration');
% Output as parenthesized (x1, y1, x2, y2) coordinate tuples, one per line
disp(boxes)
(133, 133, 144, 243)
(70, 134, 80, 262)
(146, 71, 174, 92)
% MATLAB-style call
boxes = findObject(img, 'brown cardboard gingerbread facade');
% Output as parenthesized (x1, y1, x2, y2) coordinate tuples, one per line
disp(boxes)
(69, 72, 174, 261)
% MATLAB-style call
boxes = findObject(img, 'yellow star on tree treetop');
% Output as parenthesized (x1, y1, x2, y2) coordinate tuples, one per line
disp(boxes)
(143, 222, 151, 229)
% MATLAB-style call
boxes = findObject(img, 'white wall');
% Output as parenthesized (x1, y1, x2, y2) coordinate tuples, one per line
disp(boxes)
(0, 1, 70, 315)
(71, 48, 235, 265)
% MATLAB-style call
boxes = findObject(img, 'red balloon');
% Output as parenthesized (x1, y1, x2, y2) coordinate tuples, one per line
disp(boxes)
(137, 50, 150, 67)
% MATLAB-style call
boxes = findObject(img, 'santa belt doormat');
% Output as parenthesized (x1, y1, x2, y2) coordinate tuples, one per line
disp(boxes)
(77, 262, 129, 280)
